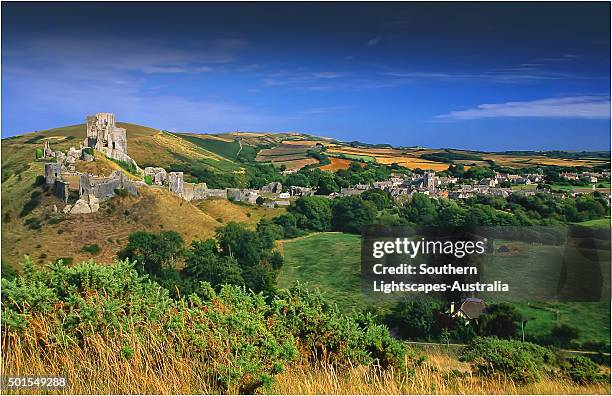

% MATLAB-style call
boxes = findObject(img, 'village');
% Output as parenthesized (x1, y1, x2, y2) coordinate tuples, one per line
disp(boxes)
(40, 113, 611, 215)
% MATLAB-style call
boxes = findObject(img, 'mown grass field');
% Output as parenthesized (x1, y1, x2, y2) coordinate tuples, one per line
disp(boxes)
(278, 232, 611, 346)
(277, 233, 367, 312)
(576, 217, 611, 228)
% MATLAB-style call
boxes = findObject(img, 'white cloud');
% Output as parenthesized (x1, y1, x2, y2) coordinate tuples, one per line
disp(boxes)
(3, 35, 247, 75)
(261, 70, 349, 87)
(435, 96, 611, 120)
(366, 37, 381, 46)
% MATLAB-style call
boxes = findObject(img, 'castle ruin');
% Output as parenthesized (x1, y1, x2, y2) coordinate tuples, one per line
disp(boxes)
(84, 113, 134, 164)
(41, 113, 291, 215)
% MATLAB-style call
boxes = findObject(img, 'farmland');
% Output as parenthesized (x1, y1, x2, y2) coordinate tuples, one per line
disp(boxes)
(255, 142, 320, 170)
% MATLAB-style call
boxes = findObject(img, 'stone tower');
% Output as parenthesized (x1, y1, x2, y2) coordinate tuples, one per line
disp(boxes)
(84, 113, 129, 162)
(423, 171, 437, 192)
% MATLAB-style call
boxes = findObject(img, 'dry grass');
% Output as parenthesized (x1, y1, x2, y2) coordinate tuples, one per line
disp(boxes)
(74, 152, 140, 181)
(128, 130, 229, 167)
(195, 198, 286, 228)
(1, 187, 220, 268)
(326, 147, 450, 171)
(271, 364, 609, 395)
(1, 323, 219, 395)
(4, 331, 607, 395)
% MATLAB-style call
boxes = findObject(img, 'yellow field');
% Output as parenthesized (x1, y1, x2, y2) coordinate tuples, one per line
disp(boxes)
(327, 147, 450, 171)
(481, 154, 606, 168)
(376, 156, 451, 171)
(320, 157, 365, 171)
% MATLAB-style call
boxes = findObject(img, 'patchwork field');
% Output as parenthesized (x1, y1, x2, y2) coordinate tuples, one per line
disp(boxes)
(327, 147, 451, 171)
(322, 145, 609, 171)
(256, 143, 320, 170)
(481, 153, 608, 168)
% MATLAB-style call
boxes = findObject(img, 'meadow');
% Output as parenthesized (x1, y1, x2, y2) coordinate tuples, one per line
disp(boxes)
(278, 232, 611, 346)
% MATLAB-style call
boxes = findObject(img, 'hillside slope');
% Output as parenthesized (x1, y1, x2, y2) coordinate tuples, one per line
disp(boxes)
(0, 153, 223, 267)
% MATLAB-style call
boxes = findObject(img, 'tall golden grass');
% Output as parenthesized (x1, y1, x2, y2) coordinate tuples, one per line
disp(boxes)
(3, 324, 609, 395)
(272, 351, 611, 395)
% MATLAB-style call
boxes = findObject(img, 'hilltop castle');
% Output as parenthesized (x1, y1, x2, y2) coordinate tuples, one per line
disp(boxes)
(84, 113, 132, 164)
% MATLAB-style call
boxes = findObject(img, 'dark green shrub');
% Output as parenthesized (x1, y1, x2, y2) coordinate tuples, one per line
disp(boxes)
(82, 147, 94, 156)
(55, 257, 73, 265)
(460, 337, 556, 383)
(143, 175, 153, 185)
(24, 217, 42, 230)
(81, 244, 101, 255)
(550, 324, 580, 348)
(562, 355, 605, 384)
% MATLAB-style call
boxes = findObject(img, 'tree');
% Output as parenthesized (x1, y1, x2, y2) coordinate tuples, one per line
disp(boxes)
(479, 303, 521, 339)
(388, 299, 438, 340)
(401, 193, 437, 225)
(361, 188, 393, 210)
(214, 222, 277, 294)
(550, 324, 580, 347)
(316, 172, 340, 195)
(436, 199, 466, 227)
(119, 231, 184, 276)
(464, 166, 495, 180)
(216, 222, 262, 268)
(268, 250, 284, 270)
(288, 196, 332, 231)
(273, 213, 302, 238)
(331, 196, 377, 233)
(183, 239, 244, 292)
(256, 218, 283, 250)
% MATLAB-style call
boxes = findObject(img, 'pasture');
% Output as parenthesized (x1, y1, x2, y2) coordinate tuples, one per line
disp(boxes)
(278, 232, 611, 346)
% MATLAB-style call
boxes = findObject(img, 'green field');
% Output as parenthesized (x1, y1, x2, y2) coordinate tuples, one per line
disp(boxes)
(327, 152, 376, 163)
(551, 182, 611, 191)
(179, 135, 242, 160)
(511, 184, 537, 191)
(278, 232, 367, 312)
(279, 232, 611, 346)
(575, 217, 611, 228)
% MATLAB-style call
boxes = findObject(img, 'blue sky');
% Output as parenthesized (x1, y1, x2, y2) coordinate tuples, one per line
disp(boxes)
(2, 2, 610, 151)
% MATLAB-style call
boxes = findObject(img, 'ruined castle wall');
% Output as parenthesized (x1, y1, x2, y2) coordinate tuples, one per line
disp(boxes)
(182, 182, 208, 202)
(54, 180, 70, 203)
(205, 189, 227, 199)
(168, 172, 184, 196)
(44, 163, 63, 185)
(79, 171, 137, 201)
